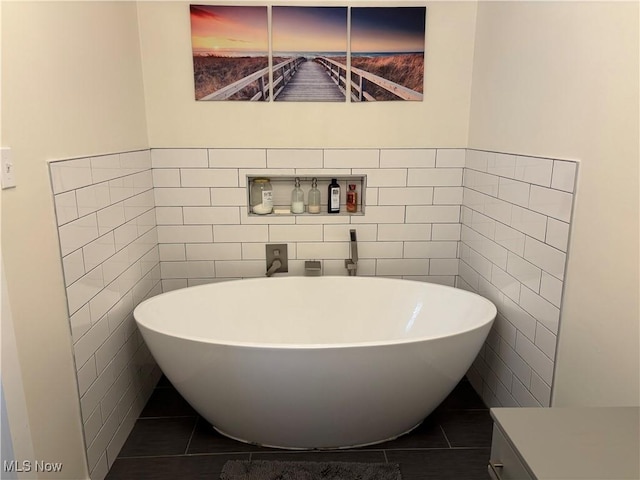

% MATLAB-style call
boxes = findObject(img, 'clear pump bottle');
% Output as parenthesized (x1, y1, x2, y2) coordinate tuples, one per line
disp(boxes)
(346, 184, 358, 213)
(291, 177, 305, 214)
(307, 178, 321, 214)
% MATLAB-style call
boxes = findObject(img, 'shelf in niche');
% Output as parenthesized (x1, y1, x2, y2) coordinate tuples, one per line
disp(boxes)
(247, 174, 366, 217)
(266, 208, 364, 217)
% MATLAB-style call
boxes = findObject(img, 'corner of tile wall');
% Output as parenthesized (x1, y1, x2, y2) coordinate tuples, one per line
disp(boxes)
(49, 145, 578, 478)
(460, 149, 578, 408)
(149, 146, 578, 410)
(49, 149, 162, 479)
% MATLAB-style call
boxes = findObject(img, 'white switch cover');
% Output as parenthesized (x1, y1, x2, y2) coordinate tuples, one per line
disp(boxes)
(1, 147, 16, 189)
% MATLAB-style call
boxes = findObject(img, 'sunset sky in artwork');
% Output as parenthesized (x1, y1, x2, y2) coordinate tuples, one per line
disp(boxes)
(351, 7, 426, 54)
(272, 7, 347, 53)
(190, 5, 268, 56)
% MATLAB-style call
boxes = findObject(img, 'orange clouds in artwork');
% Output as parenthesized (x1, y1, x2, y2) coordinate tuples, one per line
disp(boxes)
(190, 5, 268, 57)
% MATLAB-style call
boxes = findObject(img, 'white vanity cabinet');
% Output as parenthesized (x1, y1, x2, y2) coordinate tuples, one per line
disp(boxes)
(488, 424, 533, 480)
(489, 407, 639, 480)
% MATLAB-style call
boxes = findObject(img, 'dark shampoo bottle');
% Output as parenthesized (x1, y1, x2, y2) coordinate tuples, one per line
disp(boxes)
(328, 178, 340, 213)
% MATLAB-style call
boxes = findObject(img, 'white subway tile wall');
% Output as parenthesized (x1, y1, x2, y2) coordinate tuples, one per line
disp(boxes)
(49, 150, 161, 480)
(153, 148, 465, 290)
(459, 149, 578, 408)
(49, 146, 577, 478)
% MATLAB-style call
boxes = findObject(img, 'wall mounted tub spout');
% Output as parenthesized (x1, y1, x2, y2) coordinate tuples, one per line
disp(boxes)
(265, 244, 288, 277)
(345, 229, 358, 276)
(266, 258, 282, 277)
(305, 260, 321, 276)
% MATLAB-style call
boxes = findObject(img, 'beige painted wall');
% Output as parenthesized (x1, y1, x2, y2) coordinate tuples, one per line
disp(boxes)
(1, 2, 149, 478)
(137, 1, 478, 148)
(2, 3, 637, 479)
(468, 1, 639, 406)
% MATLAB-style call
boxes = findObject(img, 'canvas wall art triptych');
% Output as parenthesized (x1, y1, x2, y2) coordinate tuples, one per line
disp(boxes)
(189, 5, 426, 102)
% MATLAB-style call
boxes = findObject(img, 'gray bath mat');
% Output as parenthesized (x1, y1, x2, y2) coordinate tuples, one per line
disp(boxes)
(220, 460, 402, 480)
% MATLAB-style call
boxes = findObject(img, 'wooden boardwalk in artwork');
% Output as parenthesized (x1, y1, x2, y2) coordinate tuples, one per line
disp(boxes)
(199, 56, 422, 102)
(275, 61, 345, 102)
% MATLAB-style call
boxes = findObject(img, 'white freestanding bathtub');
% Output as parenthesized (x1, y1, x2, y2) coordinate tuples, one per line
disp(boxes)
(134, 276, 496, 449)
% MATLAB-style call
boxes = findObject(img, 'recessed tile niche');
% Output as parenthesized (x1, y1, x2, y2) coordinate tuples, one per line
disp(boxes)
(246, 175, 367, 216)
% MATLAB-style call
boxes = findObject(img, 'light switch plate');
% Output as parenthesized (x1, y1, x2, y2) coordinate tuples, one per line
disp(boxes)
(1, 147, 16, 189)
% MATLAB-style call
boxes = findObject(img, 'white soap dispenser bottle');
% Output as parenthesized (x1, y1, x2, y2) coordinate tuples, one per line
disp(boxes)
(291, 177, 305, 214)
(307, 178, 321, 214)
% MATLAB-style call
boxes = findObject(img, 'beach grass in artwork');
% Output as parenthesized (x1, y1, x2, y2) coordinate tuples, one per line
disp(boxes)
(350, 7, 426, 101)
(190, 5, 269, 101)
(193, 56, 269, 101)
(351, 53, 424, 101)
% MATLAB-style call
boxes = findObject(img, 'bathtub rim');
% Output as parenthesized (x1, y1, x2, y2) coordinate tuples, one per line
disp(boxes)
(134, 276, 497, 350)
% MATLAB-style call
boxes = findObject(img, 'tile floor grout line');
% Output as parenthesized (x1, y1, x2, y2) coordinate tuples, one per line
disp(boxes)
(374, 446, 472, 452)
(439, 425, 453, 448)
(184, 418, 199, 455)
(117, 454, 188, 460)
(450, 446, 492, 450)
(137, 415, 198, 420)
(118, 451, 257, 460)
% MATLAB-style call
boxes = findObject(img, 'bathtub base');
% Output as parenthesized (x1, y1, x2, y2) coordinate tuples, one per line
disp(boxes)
(212, 420, 424, 451)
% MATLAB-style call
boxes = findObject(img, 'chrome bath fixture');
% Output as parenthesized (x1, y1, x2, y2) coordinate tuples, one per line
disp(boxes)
(304, 260, 321, 276)
(345, 229, 358, 276)
(265, 244, 287, 277)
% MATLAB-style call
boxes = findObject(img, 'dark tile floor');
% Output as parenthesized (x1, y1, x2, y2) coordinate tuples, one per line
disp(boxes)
(106, 376, 492, 480)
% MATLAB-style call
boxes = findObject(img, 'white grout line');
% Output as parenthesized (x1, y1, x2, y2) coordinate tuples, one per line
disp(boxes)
(184, 418, 199, 455)
(439, 425, 452, 448)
